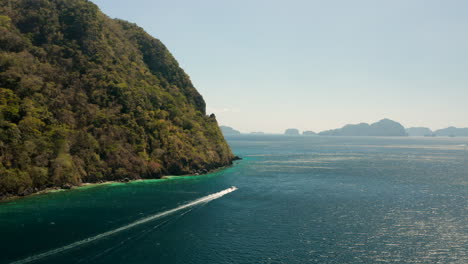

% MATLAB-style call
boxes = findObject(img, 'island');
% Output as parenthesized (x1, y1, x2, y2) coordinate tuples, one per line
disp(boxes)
(250, 132, 265, 135)
(406, 127, 434, 137)
(284, 128, 300, 136)
(434, 127, 468, 137)
(0, 0, 235, 199)
(220, 126, 241, 136)
(319, 119, 407, 136)
(302, 131, 317, 136)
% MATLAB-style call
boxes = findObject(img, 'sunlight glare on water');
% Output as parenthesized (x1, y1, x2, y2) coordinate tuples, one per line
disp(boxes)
(0, 136, 467, 264)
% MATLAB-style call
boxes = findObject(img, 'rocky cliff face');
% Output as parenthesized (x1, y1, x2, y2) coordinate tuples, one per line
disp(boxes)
(0, 0, 234, 197)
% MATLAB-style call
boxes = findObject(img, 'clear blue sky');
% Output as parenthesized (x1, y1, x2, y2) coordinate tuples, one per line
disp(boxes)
(93, 0, 468, 133)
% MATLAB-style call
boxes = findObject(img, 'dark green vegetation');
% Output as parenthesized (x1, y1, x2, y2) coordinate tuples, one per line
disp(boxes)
(0, 0, 234, 198)
(319, 119, 407, 136)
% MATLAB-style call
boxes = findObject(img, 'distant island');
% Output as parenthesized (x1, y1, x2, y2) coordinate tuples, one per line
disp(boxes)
(220, 126, 241, 136)
(302, 131, 317, 136)
(285, 128, 300, 136)
(319, 119, 407, 136)
(406, 127, 434, 137)
(433, 127, 468, 137)
(221, 122, 468, 138)
(405, 126, 468, 137)
(220, 126, 267, 135)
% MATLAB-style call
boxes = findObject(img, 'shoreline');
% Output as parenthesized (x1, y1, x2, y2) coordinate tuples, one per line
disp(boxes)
(0, 159, 241, 203)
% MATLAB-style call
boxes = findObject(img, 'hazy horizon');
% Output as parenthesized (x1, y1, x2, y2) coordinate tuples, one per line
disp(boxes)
(93, 0, 468, 134)
(220, 118, 466, 135)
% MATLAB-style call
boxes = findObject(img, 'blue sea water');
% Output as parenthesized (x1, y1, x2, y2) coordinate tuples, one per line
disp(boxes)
(0, 135, 467, 264)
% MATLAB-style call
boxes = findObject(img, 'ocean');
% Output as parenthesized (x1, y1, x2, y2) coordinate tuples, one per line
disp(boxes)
(1, 135, 467, 264)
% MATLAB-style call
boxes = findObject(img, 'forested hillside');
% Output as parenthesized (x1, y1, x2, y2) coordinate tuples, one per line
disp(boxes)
(0, 0, 234, 198)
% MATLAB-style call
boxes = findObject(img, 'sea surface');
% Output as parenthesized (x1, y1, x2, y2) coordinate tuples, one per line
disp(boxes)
(0, 136, 467, 264)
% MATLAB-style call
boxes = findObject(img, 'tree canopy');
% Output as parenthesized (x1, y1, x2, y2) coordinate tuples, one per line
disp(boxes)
(0, 0, 234, 197)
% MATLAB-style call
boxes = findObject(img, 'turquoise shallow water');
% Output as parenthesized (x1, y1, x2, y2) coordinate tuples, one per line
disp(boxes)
(0, 136, 467, 264)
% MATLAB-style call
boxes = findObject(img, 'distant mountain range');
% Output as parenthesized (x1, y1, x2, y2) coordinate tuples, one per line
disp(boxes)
(221, 121, 468, 137)
(319, 119, 407, 136)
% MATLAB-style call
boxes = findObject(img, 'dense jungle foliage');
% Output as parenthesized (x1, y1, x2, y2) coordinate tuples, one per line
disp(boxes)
(0, 0, 234, 197)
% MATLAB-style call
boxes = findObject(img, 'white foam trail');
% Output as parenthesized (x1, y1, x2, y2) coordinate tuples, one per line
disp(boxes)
(10, 187, 238, 264)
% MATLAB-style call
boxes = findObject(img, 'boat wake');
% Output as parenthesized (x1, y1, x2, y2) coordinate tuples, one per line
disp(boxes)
(10, 186, 238, 264)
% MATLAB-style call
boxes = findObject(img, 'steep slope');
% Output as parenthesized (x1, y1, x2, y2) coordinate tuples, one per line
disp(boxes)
(0, 0, 234, 197)
(320, 123, 370, 136)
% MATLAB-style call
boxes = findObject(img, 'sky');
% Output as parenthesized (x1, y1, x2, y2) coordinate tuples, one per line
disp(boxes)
(93, 0, 468, 133)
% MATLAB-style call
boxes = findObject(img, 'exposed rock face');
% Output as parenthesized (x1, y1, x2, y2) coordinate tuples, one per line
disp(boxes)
(406, 127, 433, 137)
(284, 128, 300, 135)
(220, 126, 241, 136)
(319, 119, 407, 136)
